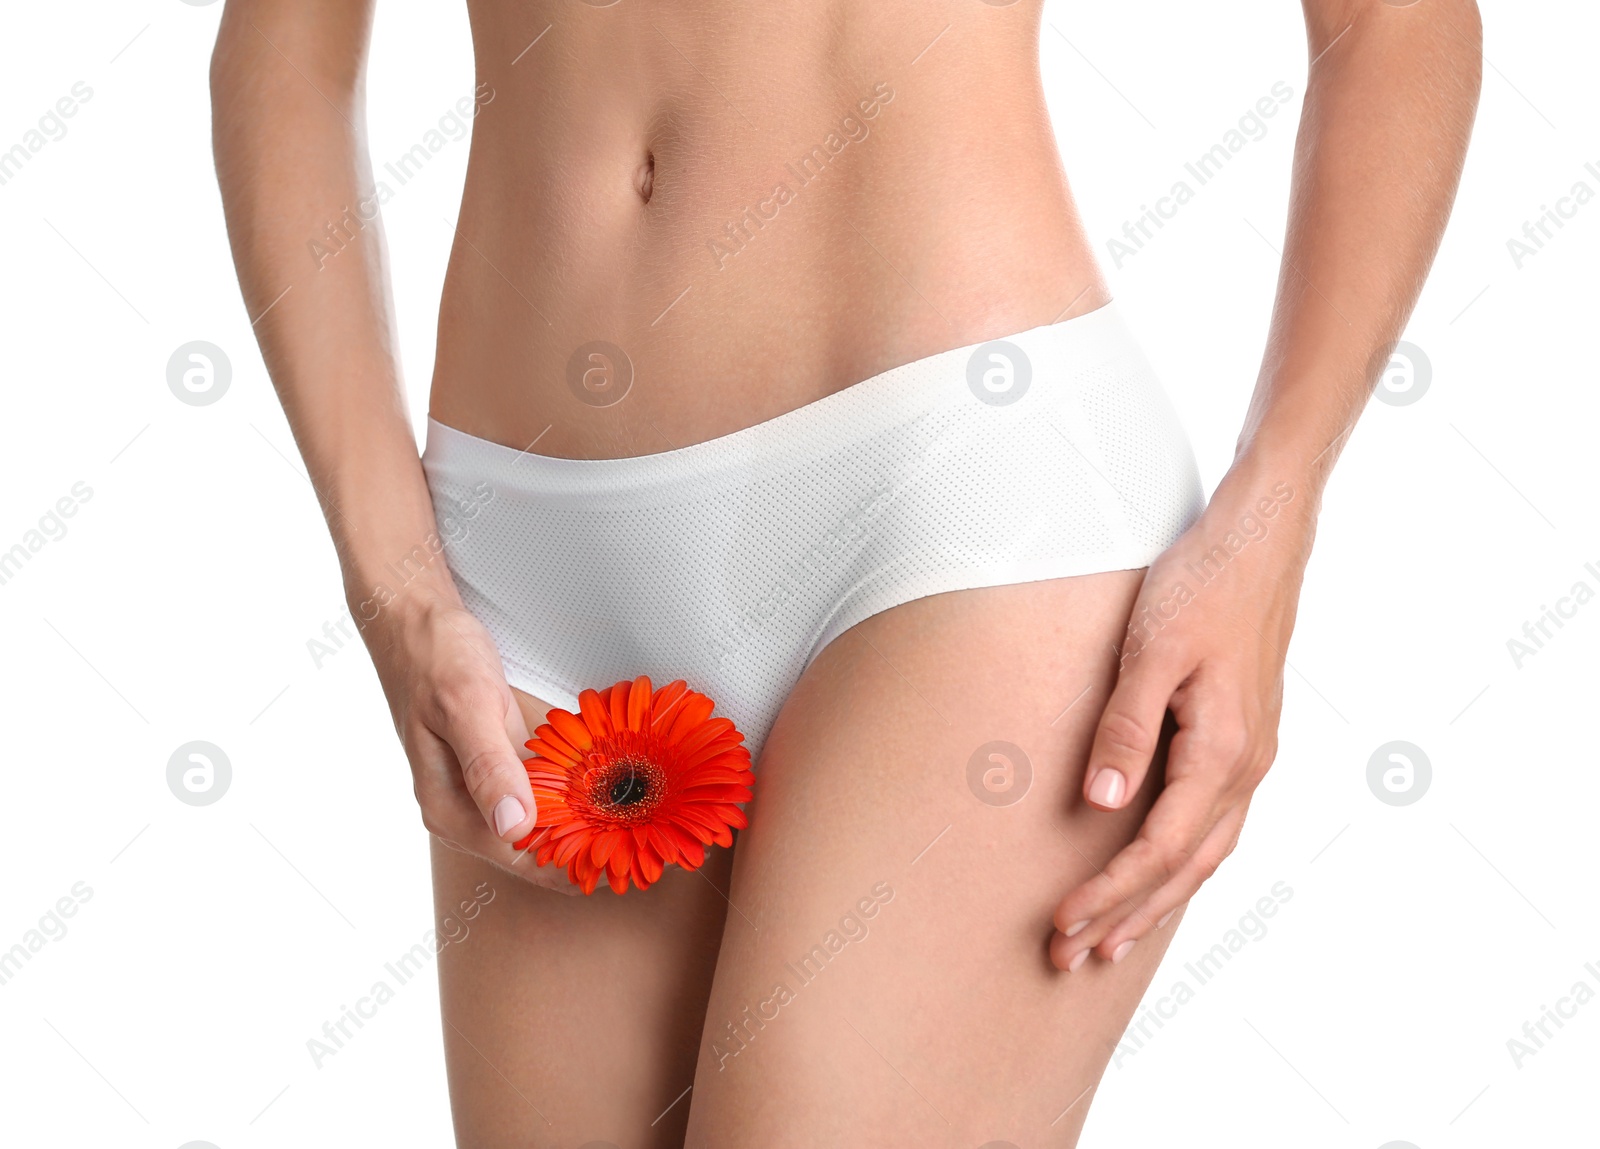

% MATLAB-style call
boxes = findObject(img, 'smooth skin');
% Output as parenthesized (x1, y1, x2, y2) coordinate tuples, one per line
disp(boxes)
(432, 570, 1175, 1146)
(212, 0, 1480, 1144)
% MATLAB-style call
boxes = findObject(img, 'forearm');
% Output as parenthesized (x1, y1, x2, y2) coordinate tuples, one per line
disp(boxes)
(211, 0, 454, 614)
(1232, 0, 1481, 504)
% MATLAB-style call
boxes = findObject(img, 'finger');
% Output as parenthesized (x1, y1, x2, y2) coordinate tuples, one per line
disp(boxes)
(1053, 700, 1255, 970)
(1093, 803, 1248, 956)
(1062, 708, 1237, 926)
(434, 829, 584, 896)
(428, 678, 538, 843)
(1051, 773, 1224, 970)
(1060, 672, 1248, 935)
(1083, 644, 1189, 812)
(409, 721, 580, 894)
(502, 840, 584, 894)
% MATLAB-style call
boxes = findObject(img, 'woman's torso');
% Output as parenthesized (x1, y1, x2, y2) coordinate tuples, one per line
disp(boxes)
(430, 0, 1106, 459)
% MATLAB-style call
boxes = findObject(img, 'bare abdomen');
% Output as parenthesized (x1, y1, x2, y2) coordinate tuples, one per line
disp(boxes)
(430, 0, 1104, 459)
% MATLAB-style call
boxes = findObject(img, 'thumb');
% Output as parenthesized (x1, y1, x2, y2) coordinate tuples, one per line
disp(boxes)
(1084, 650, 1186, 811)
(506, 691, 533, 758)
(439, 687, 538, 842)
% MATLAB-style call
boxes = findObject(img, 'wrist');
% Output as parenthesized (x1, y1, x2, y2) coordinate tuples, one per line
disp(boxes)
(1213, 444, 1323, 532)
(1231, 390, 1359, 502)
(1179, 453, 1319, 582)
(320, 444, 480, 633)
(344, 541, 462, 631)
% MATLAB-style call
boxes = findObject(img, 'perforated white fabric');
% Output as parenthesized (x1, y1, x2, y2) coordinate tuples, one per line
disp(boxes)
(422, 303, 1204, 760)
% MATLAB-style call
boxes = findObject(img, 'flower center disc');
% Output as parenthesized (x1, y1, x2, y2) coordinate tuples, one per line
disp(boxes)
(585, 753, 666, 824)
(610, 772, 649, 806)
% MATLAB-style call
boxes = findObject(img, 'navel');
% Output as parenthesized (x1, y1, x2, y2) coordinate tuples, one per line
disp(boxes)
(636, 152, 655, 204)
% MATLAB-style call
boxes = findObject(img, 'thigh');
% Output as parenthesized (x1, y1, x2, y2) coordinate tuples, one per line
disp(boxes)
(431, 687, 731, 1149)
(683, 570, 1181, 1148)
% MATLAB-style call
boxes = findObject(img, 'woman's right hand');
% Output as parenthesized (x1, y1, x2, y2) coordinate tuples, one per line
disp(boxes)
(362, 582, 581, 895)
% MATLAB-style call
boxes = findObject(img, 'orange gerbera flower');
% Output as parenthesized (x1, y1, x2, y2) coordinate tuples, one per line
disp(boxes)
(513, 676, 755, 894)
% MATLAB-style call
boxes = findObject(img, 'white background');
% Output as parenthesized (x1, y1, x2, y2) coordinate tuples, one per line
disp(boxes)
(1, 1, 1595, 1146)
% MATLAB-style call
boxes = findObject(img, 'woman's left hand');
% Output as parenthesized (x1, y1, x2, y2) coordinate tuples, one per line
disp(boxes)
(1050, 456, 1316, 972)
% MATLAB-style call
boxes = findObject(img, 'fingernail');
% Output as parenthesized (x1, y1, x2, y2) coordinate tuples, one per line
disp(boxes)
(1066, 919, 1091, 938)
(1067, 948, 1090, 973)
(1088, 768, 1126, 807)
(1110, 939, 1136, 964)
(1157, 910, 1174, 929)
(492, 795, 526, 837)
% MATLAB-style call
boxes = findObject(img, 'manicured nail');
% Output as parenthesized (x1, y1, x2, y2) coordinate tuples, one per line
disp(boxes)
(1088, 768, 1126, 808)
(1157, 910, 1174, 929)
(493, 795, 526, 837)
(1066, 919, 1091, 938)
(1110, 939, 1136, 964)
(1067, 948, 1090, 973)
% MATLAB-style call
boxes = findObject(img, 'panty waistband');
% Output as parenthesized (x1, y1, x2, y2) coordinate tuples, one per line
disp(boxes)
(422, 302, 1147, 505)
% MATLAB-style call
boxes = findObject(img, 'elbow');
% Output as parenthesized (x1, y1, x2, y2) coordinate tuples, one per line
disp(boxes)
(207, 3, 367, 118)
(1312, 0, 1483, 108)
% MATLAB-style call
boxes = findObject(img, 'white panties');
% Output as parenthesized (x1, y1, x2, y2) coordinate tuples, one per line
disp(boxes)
(422, 302, 1204, 760)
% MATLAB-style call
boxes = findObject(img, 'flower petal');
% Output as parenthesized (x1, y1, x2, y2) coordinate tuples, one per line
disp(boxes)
(682, 739, 749, 770)
(665, 806, 727, 841)
(627, 675, 652, 731)
(667, 692, 716, 742)
(608, 680, 630, 734)
(579, 863, 603, 895)
(534, 723, 584, 762)
(610, 835, 635, 878)
(591, 831, 620, 869)
(651, 679, 689, 728)
(640, 822, 681, 866)
(548, 709, 594, 752)
(674, 716, 736, 759)
(678, 783, 755, 803)
(676, 766, 755, 788)
(523, 738, 578, 768)
(676, 837, 706, 869)
(634, 842, 664, 885)
(578, 689, 613, 738)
